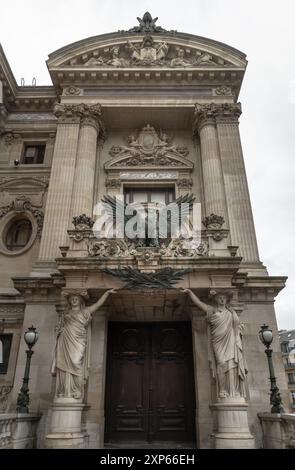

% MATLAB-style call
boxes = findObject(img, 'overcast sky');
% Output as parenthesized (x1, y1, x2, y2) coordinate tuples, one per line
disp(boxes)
(1, 1, 295, 330)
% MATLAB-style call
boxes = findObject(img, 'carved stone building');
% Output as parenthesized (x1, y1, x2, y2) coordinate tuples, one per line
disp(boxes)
(0, 13, 288, 448)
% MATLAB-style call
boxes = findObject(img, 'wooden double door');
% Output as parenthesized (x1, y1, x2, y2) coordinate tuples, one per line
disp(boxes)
(105, 322, 196, 444)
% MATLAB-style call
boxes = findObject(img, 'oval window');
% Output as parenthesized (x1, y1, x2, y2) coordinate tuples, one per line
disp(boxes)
(5, 219, 32, 252)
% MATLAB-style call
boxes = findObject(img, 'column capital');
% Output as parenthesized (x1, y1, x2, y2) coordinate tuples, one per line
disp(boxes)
(54, 103, 83, 124)
(54, 103, 106, 137)
(194, 103, 218, 132)
(214, 102, 242, 124)
(193, 102, 242, 133)
(79, 103, 102, 133)
(80, 103, 106, 140)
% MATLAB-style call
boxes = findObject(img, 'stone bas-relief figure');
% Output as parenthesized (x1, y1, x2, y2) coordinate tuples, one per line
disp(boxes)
(84, 46, 128, 67)
(128, 35, 169, 65)
(51, 289, 116, 400)
(170, 48, 191, 67)
(182, 288, 247, 399)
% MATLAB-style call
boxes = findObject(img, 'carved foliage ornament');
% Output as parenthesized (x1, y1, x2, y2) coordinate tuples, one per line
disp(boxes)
(202, 213, 225, 229)
(87, 237, 208, 260)
(64, 86, 82, 95)
(108, 125, 191, 168)
(0, 196, 44, 238)
(123, 11, 177, 34)
(102, 266, 191, 289)
(72, 213, 94, 230)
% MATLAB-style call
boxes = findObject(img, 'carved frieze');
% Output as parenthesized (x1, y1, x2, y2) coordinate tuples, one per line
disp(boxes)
(86, 236, 209, 260)
(88, 239, 132, 258)
(106, 125, 192, 170)
(159, 239, 209, 258)
(120, 171, 178, 180)
(82, 36, 230, 68)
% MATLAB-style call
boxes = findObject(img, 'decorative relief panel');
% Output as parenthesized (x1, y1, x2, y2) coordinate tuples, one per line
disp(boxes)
(105, 125, 193, 170)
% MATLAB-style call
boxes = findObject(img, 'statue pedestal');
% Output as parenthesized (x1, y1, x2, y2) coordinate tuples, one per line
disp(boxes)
(211, 397, 255, 449)
(45, 398, 87, 449)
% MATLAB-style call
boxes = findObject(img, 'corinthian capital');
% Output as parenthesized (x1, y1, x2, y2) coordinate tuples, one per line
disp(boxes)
(193, 102, 242, 133)
(54, 103, 84, 123)
(54, 102, 106, 138)
(214, 102, 242, 123)
(194, 103, 218, 132)
(79, 103, 102, 132)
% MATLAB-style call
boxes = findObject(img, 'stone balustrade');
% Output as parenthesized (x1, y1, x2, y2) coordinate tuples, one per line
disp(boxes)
(0, 413, 41, 449)
(258, 412, 295, 449)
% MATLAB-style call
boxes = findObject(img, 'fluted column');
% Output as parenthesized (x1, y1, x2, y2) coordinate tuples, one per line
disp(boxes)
(38, 104, 82, 262)
(215, 104, 260, 262)
(70, 104, 102, 219)
(194, 104, 228, 223)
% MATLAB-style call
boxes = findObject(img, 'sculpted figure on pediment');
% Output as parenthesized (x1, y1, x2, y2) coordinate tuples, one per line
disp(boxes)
(170, 48, 191, 67)
(194, 51, 217, 66)
(128, 36, 168, 65)
(84, 46, 130, 67)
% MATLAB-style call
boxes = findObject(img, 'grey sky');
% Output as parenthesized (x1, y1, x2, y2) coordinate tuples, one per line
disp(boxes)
(1, 1, 295, 330)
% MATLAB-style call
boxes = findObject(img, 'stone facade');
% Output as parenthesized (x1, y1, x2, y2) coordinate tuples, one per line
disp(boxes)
(0, 13, 288, 449)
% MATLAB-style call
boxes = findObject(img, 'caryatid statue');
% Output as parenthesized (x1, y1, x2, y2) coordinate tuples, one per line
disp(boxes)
(182, 288, 248, 399)
(51, 289, 116, 400)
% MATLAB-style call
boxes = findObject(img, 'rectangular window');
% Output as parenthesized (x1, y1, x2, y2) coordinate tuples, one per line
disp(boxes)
(124, 188, 175, 205)
(288, 373, 295, 384)
(22, 144, 46, 164)
(0, 334, 13, 375)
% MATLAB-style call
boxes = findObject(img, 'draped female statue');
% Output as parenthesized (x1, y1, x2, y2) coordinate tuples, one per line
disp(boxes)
(182, 288, 247, 399)
(51, 289, 116, 400)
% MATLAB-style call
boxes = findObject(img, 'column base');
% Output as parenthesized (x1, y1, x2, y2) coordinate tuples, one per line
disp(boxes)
(211, 397, 255, 449)
(45, 432, 86, 449)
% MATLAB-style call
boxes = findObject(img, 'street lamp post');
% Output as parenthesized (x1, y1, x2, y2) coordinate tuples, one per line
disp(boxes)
(16, 326, 39, 413)
(259, 324, 284, 413)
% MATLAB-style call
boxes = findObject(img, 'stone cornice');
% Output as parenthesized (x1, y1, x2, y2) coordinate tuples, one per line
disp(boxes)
(193, 102, 242, 132)
(12, 275, 65, 303)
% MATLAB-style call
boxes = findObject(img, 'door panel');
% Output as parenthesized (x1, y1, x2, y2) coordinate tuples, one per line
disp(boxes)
(105, 322, 196, 444)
